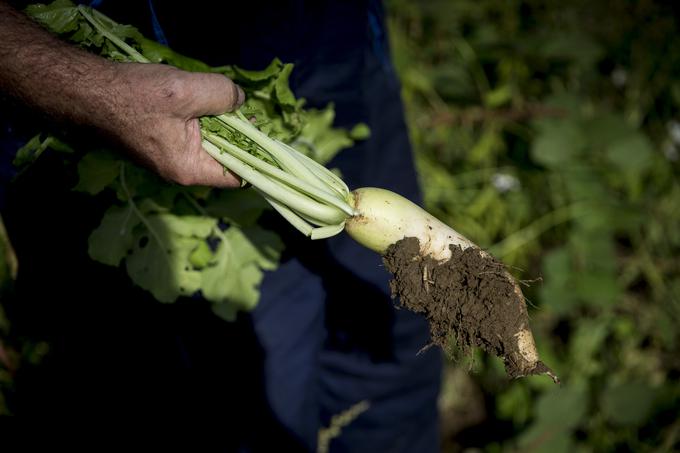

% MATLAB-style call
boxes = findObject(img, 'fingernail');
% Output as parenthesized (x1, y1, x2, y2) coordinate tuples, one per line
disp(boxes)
(237, 86, 246, 106)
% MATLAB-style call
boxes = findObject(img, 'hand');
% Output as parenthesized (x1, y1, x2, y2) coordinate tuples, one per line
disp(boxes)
(104, 63, 245, 188)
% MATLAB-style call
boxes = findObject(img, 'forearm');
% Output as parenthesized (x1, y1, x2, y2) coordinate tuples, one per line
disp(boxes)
(0, 1, 119, 131)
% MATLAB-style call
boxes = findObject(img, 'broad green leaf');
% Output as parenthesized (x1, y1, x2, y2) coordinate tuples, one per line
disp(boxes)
(114, 163, 165, 201)
(73, 150, 121, 195)
(25, 0, 80, 34)
(88, 204, 140, 266)
(148, 213, 215, 238)
(535, 384, 588, 428)
(569, 319, 610, 377)
(605, 134, 654, 176)
(236, 226, 284, 271)
(233, 58, 284, 83)
(518, 422, 574, 453)
(212, 302, 239, 322)
(539, 247, 577, 313)
(273, 63, 297, 107)
(497, 384, 532, 425)
(140, 38, 212, 72)
(531, 119, 585, 167)
(573, 272, 620, 307)
(349, 123, 371, 140)
(204, 188, 269, 227)
(583, 113, 635, 150)
(297, 106, 357, 164)
(13, 134, 43, 168)
(13, 134, 72, 169)
(125, 213, 216, 302)
(0, 215, 18, 293)
(200, 226, 282, 309)
(600, 381, 656, 426)
(538, 32, 603, 67)
(188, 240, 213, 269)
(484, 84, 512, 108)
(199, 236, 238, 306)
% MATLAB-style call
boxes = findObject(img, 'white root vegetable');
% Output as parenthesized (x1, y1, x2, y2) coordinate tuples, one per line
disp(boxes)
(346, 187, 555, 381)
(345, 187, 475, 260)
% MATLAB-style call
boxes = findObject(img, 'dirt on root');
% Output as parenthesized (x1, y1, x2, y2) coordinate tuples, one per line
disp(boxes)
(383, 237, 553, 379)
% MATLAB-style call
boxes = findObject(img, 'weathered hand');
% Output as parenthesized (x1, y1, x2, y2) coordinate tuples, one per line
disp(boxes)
(106, 63, 244, 187)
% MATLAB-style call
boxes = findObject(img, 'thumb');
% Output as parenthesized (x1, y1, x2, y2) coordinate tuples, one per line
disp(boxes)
(184, 72, 245, 117)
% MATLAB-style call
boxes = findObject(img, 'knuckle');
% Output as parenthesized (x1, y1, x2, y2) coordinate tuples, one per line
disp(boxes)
(159, 76, 189, 103)
(208, 74, 239, 109)
(227, 82, 240, 109)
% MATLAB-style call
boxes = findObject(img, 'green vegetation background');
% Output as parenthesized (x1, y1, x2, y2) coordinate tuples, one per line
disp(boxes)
(387, 0, 680, 451)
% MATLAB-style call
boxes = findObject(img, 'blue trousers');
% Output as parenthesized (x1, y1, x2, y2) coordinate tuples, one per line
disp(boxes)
(249, 7, 443, 447)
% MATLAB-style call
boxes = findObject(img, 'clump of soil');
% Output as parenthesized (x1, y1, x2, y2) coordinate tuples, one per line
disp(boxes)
(383, 237, 556, 380)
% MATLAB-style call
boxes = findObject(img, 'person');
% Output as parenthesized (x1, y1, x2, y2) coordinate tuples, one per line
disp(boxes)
(0, 1, 442, 451)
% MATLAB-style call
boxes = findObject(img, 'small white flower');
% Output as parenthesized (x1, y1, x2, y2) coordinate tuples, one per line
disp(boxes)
(663, 141, 679, 161)
(611, 67, 628, 88)
(491, 173, 520, 193)
(667, 120, 680, 145)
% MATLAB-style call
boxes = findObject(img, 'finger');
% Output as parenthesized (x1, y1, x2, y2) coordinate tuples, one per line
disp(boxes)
(184, 72, 245, 117)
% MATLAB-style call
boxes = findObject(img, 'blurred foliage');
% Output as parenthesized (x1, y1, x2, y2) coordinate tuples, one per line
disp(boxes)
(387, 0, 680, 451)
(0, 214, 47, 416)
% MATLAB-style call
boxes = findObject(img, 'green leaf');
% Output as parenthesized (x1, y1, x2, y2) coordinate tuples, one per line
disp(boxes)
(539, 247, 578, 314)
(517, 383, 587, 452)
(212, 302, 239, 322)
(0, 215, 18, 293)
(538, 32, 603, 68)
(535, 384, 588, 428)
(204, 188, 269, 227)
(573, 272, 620, 307)
(13, 134, 72, 169)
(125, 213, 216, 302)
(600, 381, 656, 426)
(139, 38, 212, 72)
(582, 113, 634, 150)
(349, 123, 371, 140)
(188, 240, 213, 269)
(296, 106, 368, 164)
(605, 134, 654, 176)
(233, 58, 284, 83)
(273, 63, 297, 107)
(13, 134, 43, 168)
(25, 0, 80, 34)
(200, 226, 283, 309)
(73, 150, 121, 195)
(497, 384, 532, 425)
(239, 226, 284, 271)
(531, 119, 585, 167)
(518, 423, 574, 453)
(569, 319, 610, 377)
(88, 204, 140, 266)
(114, 163, 165, 201)
(484, 84, 512, 108)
